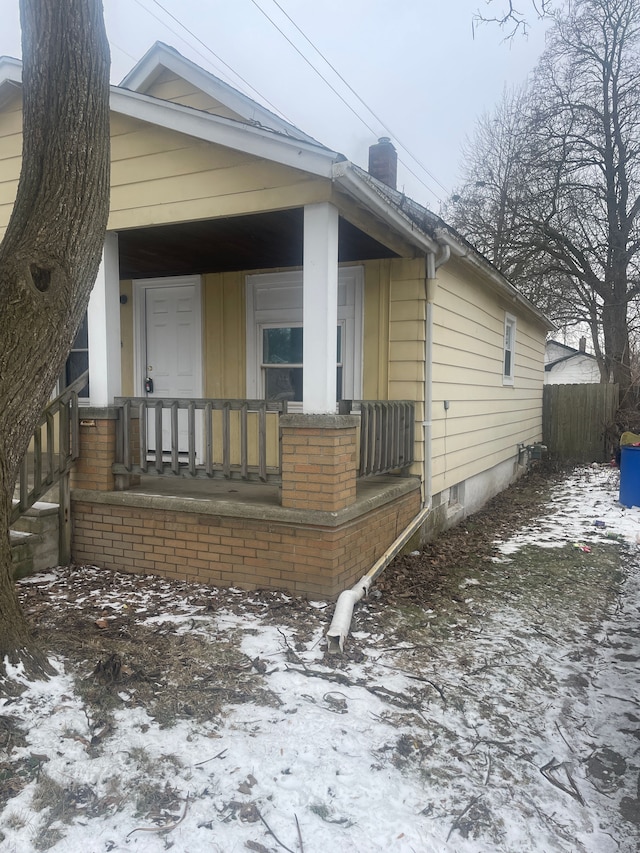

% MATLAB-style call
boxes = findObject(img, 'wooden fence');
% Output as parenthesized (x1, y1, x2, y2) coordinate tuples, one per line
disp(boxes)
(543, 383, 619, 462)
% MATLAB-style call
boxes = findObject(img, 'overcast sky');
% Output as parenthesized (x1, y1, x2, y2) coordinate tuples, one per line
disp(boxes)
(0, 0, 549, 211)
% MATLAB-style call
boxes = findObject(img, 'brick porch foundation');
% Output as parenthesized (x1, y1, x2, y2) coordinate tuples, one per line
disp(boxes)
(69, 409, 421, 597)
(71, 482, 420, 598)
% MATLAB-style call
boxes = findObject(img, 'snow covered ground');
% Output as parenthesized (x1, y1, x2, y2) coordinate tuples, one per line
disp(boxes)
(1, 465, 639, 852)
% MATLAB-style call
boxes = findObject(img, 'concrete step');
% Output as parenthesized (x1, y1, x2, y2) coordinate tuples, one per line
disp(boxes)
(10, 501, 60, 579)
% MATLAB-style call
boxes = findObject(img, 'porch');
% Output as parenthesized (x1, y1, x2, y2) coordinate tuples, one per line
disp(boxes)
(68, 397, 420, 598)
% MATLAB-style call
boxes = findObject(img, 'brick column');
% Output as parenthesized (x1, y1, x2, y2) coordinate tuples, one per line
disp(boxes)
(280, 414, 359, 512)
(71, 407, 119, 492)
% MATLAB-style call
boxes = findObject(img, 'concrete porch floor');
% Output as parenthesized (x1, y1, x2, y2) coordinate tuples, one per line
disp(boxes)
(106, 473, 421, 524)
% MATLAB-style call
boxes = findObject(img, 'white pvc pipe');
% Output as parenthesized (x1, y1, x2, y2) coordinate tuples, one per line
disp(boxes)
(327, 245, 451, 654)
(326, 504, 431, 654)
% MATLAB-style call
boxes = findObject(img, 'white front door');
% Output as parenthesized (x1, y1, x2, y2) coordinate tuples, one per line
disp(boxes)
(134, 276, 203, 456)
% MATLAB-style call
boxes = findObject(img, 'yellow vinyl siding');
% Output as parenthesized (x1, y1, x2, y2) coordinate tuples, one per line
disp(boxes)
(202, 271, 246, 398)
(0, 92, 22, 236)
(387, 257, 426, 476)
(109, 114, 331, 229)
(361, 260, 389, 399)
(1, 101, 331, 234)
(431, 259, 544, 493)
(143, 69, 243, 119)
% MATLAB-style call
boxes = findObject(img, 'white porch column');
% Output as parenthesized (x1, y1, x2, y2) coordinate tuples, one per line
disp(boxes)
(88, 232, 121, 406)
(303, 202, 339, 413)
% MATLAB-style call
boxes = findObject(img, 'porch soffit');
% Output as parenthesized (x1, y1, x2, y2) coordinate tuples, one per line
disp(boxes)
(117, 209, 398, 280)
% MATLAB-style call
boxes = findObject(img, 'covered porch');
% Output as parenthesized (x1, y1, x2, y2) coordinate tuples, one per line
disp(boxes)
(67, 193, 430, 596)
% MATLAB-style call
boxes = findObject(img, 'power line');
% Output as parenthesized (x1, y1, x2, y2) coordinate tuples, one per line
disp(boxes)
(129, 0, 448, 204)
(133, 0, 297, 124)
(262, 0, 450, 200)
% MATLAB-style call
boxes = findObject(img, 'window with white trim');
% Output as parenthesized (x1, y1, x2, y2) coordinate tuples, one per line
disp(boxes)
(58, 311, 89, 398)
(246, 268, 363, 409)
(503, 313, 516, 385)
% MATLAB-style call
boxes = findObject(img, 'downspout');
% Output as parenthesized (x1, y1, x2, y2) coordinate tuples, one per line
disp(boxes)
(326, 243, 450, 654)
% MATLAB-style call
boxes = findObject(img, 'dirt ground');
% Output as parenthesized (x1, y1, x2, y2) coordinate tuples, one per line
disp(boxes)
(3, 462, 639, 851)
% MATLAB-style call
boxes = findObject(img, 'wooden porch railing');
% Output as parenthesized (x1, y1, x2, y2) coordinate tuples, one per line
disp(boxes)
(112, 397, 288, 483)
(340, 400, 415, 477)
(11, 370, 89, 563)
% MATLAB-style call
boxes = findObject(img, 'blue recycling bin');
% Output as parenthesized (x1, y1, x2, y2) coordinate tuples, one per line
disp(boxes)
(620, 445, 640, 507)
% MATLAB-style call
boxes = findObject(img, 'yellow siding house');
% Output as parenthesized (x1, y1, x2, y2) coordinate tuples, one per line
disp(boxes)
(0, 44, 552, 598)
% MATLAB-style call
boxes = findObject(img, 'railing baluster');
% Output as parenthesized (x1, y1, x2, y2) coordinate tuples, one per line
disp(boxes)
(393, 402, 400, 468)
(155, 401, 163, 474)
(241, 403, 249, 480)
(258, 404, 266, 482)
(223, 403, 231, 478)
(46, 411, 55, 486)
(139, 401, 148, 474)
(70, 392, 80, 461)
(19, 453, 28, 514)
(171, 401, 179, 475)
(33, 427, 42, 501)
(188, 401, 196, 476)
(205, 402, 213, 477)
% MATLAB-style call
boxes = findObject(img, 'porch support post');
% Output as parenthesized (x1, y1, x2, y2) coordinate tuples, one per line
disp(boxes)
(280, 413, 359, 512)
(303, 202, 339, 413)
(88, 232, 121, 406)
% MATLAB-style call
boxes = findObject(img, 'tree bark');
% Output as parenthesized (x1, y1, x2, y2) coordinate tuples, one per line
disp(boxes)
(0, 0, 110, 677)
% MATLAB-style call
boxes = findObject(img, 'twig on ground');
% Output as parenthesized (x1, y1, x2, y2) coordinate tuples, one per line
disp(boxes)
(126, 793, 190, 837)
(257, 807, 296, 853)
(194, 748, 227, 766)
(446, 794, 483, 842)
(483, 750, 492, 786)
(540, 758, 586, 805)
(531, 624, 560, 644)
(295, 813, 304, 852)
(406, 674, 446, 702)
(554, 722, 574, 753)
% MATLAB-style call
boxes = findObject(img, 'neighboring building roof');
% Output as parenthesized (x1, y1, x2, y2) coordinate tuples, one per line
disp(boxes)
(545, 339, 597, 371)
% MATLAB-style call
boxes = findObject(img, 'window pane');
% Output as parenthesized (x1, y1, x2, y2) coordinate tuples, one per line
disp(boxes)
(265, 367, 303, 401)
(73, 313, 89, 349)
(66, 351, 89, 397)
(263, 327, 303, 365)
(504, 350, 512, 377)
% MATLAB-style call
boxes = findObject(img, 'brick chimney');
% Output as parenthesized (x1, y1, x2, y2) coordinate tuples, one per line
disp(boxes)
(368, 137, 397, 190)
(579, 336, 587, 352)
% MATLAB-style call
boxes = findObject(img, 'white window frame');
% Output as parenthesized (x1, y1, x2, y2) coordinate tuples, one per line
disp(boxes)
(246, 267, 363, 410)
(503, 312, 516, 385)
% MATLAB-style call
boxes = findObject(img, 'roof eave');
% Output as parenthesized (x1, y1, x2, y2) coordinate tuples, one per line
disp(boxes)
(332, 162, 439, 256)
(434, 226, 554, 331)
(119, 42, 319, 146)
(109, 85, 339, 178)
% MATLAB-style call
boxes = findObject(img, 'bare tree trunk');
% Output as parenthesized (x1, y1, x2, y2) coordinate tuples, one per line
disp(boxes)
(0, 0, 110, 677)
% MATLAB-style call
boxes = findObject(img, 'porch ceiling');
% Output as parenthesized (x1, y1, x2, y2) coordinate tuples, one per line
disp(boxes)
(117, 209, 399, 279)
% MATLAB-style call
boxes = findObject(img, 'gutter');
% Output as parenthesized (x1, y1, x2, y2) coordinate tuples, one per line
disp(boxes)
(332, 162, 439, 257)
(434, 227, 552, 330)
